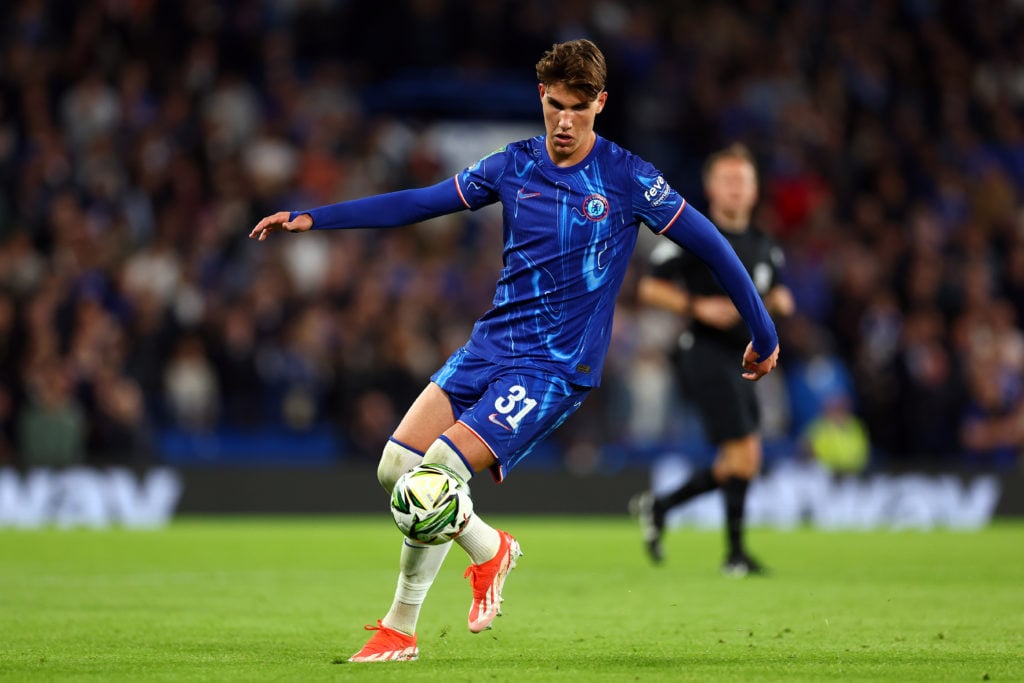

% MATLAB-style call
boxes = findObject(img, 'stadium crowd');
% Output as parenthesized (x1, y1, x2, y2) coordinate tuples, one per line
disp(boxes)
(0, 0, 1021, 471)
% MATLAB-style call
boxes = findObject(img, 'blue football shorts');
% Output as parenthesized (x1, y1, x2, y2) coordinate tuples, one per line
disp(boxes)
(430, 346, 590, 482)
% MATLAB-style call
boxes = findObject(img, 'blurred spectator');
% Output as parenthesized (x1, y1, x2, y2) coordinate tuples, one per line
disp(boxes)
(210, 303, 264, 428)
(163, 335, 220, 432)
(892, 307, 964, 460)
(801, 391, 870, 475)
(960, 356, 1024, 471)
(783, 314, 855, 437)
(17, 359, 86, 466)
(0, 382, 14, 465)
(87, 371, 153, 465)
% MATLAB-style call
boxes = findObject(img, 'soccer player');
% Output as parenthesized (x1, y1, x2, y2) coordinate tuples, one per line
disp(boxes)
(630, 143, 794, 575)
(250, 40, 780, 661)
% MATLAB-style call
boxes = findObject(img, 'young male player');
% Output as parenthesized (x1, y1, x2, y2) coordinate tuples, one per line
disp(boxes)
(631, 143, 794, 575)
(250, 40, 780, 661)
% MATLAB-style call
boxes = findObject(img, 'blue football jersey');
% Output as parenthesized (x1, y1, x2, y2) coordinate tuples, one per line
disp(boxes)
(453, 135, 687, 387)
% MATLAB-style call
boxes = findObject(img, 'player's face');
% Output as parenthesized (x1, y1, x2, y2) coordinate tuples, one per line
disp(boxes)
(539, 82, 607, 166)
(705, 157, 758, 221)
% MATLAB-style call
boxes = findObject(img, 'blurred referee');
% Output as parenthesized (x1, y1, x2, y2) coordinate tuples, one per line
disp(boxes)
(632, 143, 794, 575)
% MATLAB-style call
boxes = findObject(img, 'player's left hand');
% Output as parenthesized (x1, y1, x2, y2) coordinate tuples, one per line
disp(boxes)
(742, 342, 779, 381)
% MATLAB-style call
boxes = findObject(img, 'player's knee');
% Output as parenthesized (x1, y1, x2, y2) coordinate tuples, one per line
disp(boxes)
(716, 435, 761, 479)
(377, 439, 423, 493)
(735, 458, 760, 480)
(737, 448, 762, 479)
(421, 437, 474, 482)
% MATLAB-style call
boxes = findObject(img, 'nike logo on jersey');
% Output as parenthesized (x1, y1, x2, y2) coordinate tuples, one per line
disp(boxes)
(517, 189, 541, 200)
(488, 413, 513, 431)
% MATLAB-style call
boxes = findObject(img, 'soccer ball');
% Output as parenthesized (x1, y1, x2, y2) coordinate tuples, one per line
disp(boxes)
(390, 464, 474, 545)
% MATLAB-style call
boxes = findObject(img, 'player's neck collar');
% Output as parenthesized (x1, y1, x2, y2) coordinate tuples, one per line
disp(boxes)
(538, 134, 603, 172)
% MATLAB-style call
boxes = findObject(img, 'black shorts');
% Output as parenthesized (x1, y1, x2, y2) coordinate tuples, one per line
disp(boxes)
(677, 338, 760, 445)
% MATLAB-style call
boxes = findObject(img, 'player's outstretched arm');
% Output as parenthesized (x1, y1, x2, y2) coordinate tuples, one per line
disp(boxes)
(249, 211, 312, 241)
(248, 179, 469, 242)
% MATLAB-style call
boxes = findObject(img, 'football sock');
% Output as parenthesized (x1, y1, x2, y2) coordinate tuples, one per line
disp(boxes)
(655, 467, 719, 520)
(422, 436, 474, 483)
(454, 513, 502, 565)
(382, 537, 453, 635)
(722, 476, 750, 556)
(378, 438, 424, 492)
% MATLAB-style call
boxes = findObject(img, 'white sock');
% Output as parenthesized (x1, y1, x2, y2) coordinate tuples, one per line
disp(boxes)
(421, 437, 474, 483)
(378, 438, 423, 493)
(381, 538, 453, 635)
(454, 514, 501, 565)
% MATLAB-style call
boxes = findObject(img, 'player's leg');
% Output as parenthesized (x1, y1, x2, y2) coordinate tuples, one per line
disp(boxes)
(423, 425, 501, 562)
(376, 439, 454, 639)
(631, 464, 720, 564)
(654, 465, 721, 521)
(716, 432, 765, 576)
(632, 342, 729, 564)
(417, 427, 520, 633)
(437, 368, 587, 632)
(384, 385, 462, 632)
(350, 384, 455, 663)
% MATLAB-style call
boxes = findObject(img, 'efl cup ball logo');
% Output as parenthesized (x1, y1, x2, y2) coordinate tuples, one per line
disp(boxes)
(583, 193, 609, 221)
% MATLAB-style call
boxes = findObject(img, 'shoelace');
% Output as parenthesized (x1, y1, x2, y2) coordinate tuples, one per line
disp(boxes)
(363, 620, 408, 639)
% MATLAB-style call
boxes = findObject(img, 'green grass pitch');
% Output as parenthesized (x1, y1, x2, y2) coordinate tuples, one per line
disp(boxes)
(1, 516, 1022, 682)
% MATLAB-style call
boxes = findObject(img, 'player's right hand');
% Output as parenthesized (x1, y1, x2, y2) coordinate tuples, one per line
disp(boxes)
(249, 211, 313, 241)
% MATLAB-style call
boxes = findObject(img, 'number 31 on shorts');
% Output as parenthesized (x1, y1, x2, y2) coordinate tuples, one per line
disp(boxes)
(492, 385, 537, 430)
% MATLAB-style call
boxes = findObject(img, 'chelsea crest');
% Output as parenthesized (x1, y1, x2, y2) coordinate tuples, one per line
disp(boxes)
(583, 193, 609, 221)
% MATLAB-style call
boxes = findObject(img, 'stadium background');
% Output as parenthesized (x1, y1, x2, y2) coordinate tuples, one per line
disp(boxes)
(0, 0, 1022, 522)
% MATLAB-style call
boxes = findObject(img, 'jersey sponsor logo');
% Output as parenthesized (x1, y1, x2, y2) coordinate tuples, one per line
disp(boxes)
(643, 176, 672, 206)
(583, 193, 609, 221)
(517, 188, 541, 200)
